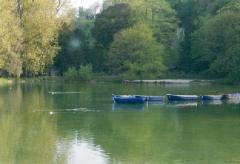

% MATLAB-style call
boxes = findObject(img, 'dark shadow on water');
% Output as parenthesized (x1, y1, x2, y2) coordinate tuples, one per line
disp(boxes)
(147, 101, 164, 106)
(112, 103, 145, 111)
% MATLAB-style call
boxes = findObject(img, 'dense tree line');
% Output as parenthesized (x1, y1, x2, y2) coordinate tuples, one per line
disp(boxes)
(56, 0, 180, 78)
(55, 0, 240, 81)
(1, 0, 239, 81)
(191, 0, 240, 81)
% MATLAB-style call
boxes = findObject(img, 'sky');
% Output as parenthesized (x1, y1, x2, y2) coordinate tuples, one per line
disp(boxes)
(70, 0, 104, 8)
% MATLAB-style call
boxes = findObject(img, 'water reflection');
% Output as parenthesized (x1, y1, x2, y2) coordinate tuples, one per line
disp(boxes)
(167, 101, 198, 108)
(227, 98, 240, 104)
(56, 136, 109, 164)
(112, 103, 145, 111)
(1, 82, 240, 163)
(200, 100, 223, 105)
(0, 84, 58, 164)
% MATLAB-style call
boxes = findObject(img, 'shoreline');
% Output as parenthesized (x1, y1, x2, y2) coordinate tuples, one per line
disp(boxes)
(0, 76, 234, 85)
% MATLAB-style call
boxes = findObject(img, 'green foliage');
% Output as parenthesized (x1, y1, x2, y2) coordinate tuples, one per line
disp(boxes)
(64, 64, 93, 81)
(4, 53, 22, 78)
(84, 3, 136, 73)
(108, 23, 166, 78)
(54, 0, 240, 82)
(92, 3, 135, 47)
(108, 0, 180, 45)
(78, 64, 93, 81)
(0, 0, 22, 77)
(64, 67, 78, 79)
(167, 0, 232, 71)
(21, 0, 63, 75)
(0, 0, 71, 77)
(106, 0, 180, 68)
(192, 1, 240, 81)
(217, 0, 240, 13)
(55, 15, 93, 73)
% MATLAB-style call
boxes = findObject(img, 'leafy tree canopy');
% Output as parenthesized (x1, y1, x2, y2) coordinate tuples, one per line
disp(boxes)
(106, 0, 180, 46)
(92, 3, 135, 47)
(55, 8, 94, 73)
(0, 0, 72, 77)
(108, 23, 166, 78)
(0, 0, 22, 77)
(192, 0, 240, 80)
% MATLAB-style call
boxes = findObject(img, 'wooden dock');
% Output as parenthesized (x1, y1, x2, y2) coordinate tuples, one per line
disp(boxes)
(123, 79, 212, 84)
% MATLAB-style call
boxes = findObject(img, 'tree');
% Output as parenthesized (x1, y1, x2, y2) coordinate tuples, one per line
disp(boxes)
(88, 3, 136, 72)
(20, 0, 67, 75)
(92, 3, 135, 47)
(55, 7, 96, 74)
(191, 0, 240, 80)
(166, 0, 232, 71)
(0, 0, 72, 77)
(0, 0, 22, 77)
(106, 0, 179, 45)
(105, 0, 180, 68)
(108, 23, 166, 78)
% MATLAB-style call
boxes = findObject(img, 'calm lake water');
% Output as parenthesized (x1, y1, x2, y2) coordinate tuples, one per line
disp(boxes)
(1, 81, 240, 164)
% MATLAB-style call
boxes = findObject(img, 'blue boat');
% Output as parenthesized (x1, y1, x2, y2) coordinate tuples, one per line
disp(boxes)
(166, 94, 198, 101)
(146, 96, 164, 102)
(200, 95, 225, 101)
(112, 95, 146, 104)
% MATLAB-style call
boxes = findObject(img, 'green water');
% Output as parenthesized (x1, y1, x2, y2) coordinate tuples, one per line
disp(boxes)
(1, 81, 240, 164)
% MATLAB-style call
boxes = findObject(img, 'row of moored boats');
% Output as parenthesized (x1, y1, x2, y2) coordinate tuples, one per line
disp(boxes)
(112, 93, 240, 104)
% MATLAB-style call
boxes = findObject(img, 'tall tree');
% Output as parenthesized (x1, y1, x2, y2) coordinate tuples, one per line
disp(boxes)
(191, 0, 240, 80)
(55, 8, 94, 73)
(0, 0, 71, 77)
(92, 3, 135, 47)
(108, 23, 166, 78)
(0, 0, 22, 77)
(106, 0, 179, 45)
(166, 0, 232, 71)
(20, 0, 67, 75)
(106, 0, 180, 68)
(90, 3, 135, 72)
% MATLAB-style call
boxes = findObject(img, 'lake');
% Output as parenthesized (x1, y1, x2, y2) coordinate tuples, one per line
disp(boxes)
(1, 81, 240, 164)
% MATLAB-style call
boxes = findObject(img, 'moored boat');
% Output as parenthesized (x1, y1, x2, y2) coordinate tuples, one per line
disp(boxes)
(146, 96, 164, 102)
(200, 95, 225, 101)
(112, 95, 146, 104)
(226, 93, 240, 104)
(166, 94, 198, 101)
(227, 93, 240, 99)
